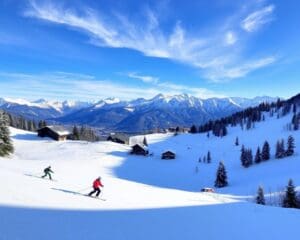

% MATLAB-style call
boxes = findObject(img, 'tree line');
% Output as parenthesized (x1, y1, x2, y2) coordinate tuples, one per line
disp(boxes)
(189, 94, 300, 137)
(240, 136, 295, 168)
(256, 179, 300, 209)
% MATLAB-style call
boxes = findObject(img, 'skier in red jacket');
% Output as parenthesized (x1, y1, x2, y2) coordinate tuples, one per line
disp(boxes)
(88, 177, 104, 197)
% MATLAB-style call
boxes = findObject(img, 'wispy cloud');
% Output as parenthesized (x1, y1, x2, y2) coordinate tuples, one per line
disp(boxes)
(126, 72, 223, 98)
(127, 72, 159, 84)
(225, 31, 237, 46)
(0, 71, 223, 100)
(24, 1, 276, 81)
(241, 5, 275, 32)
(206, 56, 276, 81)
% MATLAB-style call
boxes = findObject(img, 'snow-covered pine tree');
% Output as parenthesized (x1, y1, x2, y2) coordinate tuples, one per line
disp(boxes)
(254, 147, 262, 164)
(282, 179, 298, 208)
(292, 114, 299, 130)
(240, 145, 246, 167)
(214, 161, 228, 188)
(207, 151, 211, 163)
(190, 125, 197, 134)
(0, 111, 14, 157)
(276, 139, 286, 159)
(143, 136, 148, 147)
(72, 126, 80, 140)
(256, 186, 265, 205)
(247, 149, 253, 167)
(286, 135, 295, 156)
(235, 137, 239, 146)
(262, 141, 270, 161)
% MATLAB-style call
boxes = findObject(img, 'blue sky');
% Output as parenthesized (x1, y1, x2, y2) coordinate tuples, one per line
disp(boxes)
(0, 0, 299, 101)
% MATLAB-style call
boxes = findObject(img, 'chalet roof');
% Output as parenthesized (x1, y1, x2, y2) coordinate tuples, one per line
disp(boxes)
(40, 126, 71, 136)
(132, 143, 148, 150)
(162, 150, 176, 154)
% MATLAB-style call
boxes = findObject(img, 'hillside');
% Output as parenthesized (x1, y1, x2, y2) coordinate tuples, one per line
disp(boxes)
(0, 109, 299, 239)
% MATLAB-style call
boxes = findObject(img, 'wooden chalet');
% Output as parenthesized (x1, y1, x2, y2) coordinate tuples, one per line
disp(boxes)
(161, 150, 176, 160)
(130, 144, 149, 156)
(107, 133, 129, 145)
(37, 126, 70, 141)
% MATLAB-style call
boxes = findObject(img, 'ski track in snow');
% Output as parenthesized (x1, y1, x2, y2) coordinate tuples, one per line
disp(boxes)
(0, 112, 299, 239)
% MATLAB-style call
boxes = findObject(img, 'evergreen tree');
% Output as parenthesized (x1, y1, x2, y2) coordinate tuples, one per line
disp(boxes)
(190, 125, 197, 134)
(240, 145, 246, 167)
(256, 186, 265, 205)
(235, 137, 239, 146)
(282, 179, 297, 208)
(207, 151, 211, 163)
(254, 147, 262, 164)
(286, 135, 295, 156)
(214, 161, 228, 188)
(275, 139, 285, 159)
(143, 136, 148, 147)
(292, 114, 299, 130)
(247, 149, 253, 167)
(246, 118, 252, 130)
(0, 112, 14, 157)
(242, 148, 253, 168)
(72, 126, 80, 140)
(261, 141, 270, 161)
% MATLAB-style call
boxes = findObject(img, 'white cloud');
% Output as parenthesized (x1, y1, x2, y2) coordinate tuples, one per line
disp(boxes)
(225, 31, 237, 45)
(24, 1, 276, 82)
(206, 56, 276, 81)
(127, 72, 159, 84)
(241, 5, 275, 32)
(0, 71, 223, 100)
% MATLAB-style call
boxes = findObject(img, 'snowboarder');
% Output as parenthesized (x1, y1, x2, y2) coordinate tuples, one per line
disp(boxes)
(88, 177, 104, 197)
(42, 166, 54, 180)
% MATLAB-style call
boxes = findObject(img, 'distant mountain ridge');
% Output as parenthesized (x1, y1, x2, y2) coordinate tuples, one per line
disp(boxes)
(0, 94, 278, 132)
(57, 94, 278, 132)
(0, 98, 94, 120)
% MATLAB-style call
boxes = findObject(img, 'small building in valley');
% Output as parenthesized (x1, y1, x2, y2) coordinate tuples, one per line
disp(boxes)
(37, 126, 70, 141)
(161, 150, 176, 160)
(130, 144, 149, 156)
(107, 133, 129, 145)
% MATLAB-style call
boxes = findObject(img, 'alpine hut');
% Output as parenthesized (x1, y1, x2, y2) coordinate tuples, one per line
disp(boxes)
(161, 150, 176, 160)
(37, 126, 70, 141)
(130, 144, 149, 156)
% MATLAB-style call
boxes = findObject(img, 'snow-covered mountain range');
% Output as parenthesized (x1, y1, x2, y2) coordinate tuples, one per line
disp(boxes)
(0, 94, 277, 131)
(0, 97, 94, 120)
(57, 94, 277, 131)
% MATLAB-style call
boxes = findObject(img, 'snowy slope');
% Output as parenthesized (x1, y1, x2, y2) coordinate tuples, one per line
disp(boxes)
(0, 111, 299, 240)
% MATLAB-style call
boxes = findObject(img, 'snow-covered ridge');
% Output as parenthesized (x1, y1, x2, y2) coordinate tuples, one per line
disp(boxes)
(1, 97, 94, 112)
(0, 94, 278, 111)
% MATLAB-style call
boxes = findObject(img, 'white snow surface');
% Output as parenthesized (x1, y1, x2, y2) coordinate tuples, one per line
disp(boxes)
(0, 112, 300, 240)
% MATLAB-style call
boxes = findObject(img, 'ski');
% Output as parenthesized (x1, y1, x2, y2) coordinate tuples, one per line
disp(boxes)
(25, 173, 58, 182)
(85, 195, 106, 201)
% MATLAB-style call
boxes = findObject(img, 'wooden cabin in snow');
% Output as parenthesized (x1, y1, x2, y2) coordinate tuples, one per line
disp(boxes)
(107, 133, 129, 145)
(130, 144, 149, 156)
(161, 150, 176, 160)
(37, 126, 70, 141)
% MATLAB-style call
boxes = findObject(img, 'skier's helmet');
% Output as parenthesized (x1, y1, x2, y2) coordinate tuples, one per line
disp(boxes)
(98, 176, 101, 180)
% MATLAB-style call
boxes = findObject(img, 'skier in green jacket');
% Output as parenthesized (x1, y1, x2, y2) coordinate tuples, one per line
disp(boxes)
(42, 166, 54, 180)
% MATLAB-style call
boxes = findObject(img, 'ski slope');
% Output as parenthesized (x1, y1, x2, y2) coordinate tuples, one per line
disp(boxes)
(0, 112, 299, 240)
